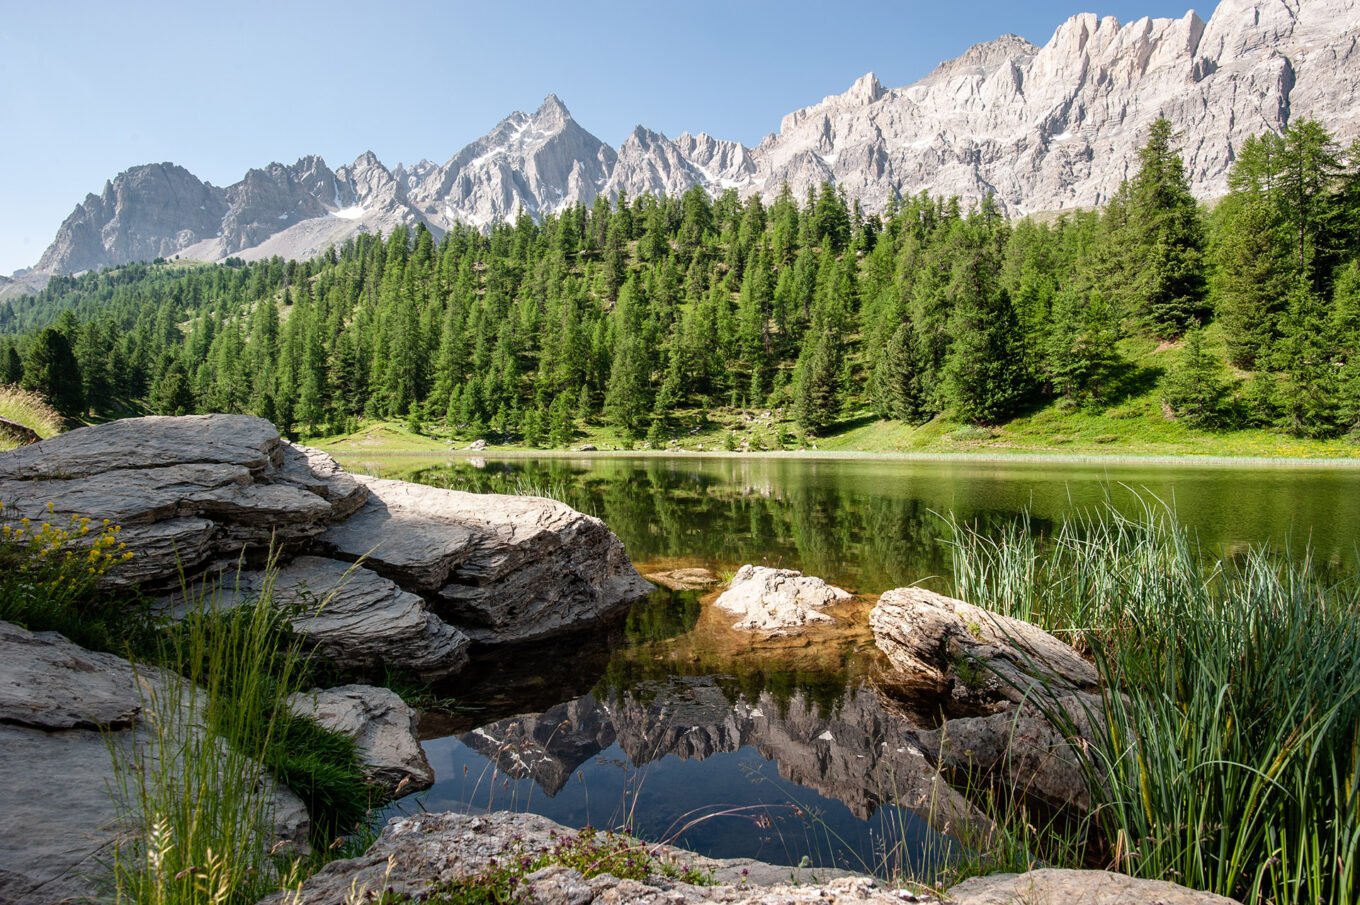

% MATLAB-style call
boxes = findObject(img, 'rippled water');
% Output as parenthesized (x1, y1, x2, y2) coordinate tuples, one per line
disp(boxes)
(373, 455, 1360, 873)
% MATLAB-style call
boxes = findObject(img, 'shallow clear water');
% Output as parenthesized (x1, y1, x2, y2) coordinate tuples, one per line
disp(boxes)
(375, 455, 1360, 873)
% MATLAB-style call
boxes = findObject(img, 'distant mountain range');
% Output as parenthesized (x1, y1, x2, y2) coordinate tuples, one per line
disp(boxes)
(16, 0, 1359, 283)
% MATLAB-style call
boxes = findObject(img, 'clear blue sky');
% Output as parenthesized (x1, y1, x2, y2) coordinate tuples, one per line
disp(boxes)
(0, 0, 1219, 275)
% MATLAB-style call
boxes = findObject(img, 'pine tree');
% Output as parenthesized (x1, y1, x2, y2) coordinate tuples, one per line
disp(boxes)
(792, 329, 843, 434)
(871, 322, 927, 423)
(22, 327, 84, 418)
(1162, 327, 1229, 429)
(149, 359, 195, 416)
(1126, 118, 1207, 338)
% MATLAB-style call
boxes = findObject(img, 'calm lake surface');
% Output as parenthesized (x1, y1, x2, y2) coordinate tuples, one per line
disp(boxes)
(374, 455, 1360, 874)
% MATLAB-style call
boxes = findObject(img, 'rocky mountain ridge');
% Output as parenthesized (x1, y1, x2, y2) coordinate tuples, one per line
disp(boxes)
(19, 0, 1360, 279)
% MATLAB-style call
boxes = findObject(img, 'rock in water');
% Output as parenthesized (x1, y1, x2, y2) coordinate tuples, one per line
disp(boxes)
(714, 564, 851, 633)
(319, 476, 654, 644)
(0, 621, 308, 905)
(870, 586, 1097, 706)
(644, 566, 720, 591)
(287, 685, 433, 795)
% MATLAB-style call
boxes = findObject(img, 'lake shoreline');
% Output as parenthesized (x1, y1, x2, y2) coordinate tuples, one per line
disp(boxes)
(320, 443, 1360, 471)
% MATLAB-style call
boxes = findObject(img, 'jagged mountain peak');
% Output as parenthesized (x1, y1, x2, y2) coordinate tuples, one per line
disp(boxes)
(20, 0, 1360, 279)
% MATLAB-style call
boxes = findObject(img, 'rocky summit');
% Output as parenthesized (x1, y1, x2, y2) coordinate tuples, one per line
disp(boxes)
(19, 0, 1359, 279)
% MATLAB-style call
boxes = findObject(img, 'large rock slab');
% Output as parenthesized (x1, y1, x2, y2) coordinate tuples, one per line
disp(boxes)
(870, 587, 1097, 707)
(320, 477, 653, 644)
(287, 684, 433, 795)
(0, 415, 367, 589)
(259, 811, 892, 905)
(714, 565, 851, 633)
(0, 621, 308, 905)
(165, 556, 470, 681)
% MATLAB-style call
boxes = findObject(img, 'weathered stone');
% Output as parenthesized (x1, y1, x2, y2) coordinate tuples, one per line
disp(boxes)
(644, 567, 720, 591)
(258, 811, 894, 905)
(164, 556, 471, 681)
(321, 477, 653, 644)
(288, 685, 433, 795)
(870, 587, 1097, 707)
(714, 565, 851, 633)
(0, 620, 148, 730)
(919, 693, 1107, 812)
(0, 416, 367, 589)
(946, 867, 1238, 904)
(0, 621, 309, 905)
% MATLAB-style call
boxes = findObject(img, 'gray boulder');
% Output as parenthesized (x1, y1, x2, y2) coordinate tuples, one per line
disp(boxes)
(870, 587, 1097, 707)
(0, 621, 308, 905)
(320, 477, 653, 644)
(714, 565, 851, 633)
(2, 415, 650, 675)
(0, 415, 367, 590)
(287, 684, 433, 795)
(164, 556, 470, 681)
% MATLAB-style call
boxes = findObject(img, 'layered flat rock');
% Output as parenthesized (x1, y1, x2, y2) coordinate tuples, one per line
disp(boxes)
(0, 415, 367, 589)
(320, 477, 653, 644)
(0, 621, 309, 905)
(870, 587, 1097, 706)
(166, 556, 470, 681)
(714, 565, 851, 633)
(288, 684, 433, 795)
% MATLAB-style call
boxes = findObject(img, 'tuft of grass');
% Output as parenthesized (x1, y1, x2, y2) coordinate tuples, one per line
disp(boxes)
(0, 384, 66, 442)
(947, 498, 1360, 904)
(111, 566, 315, 904)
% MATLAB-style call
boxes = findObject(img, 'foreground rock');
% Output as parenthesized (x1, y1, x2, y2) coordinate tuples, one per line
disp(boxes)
(948, 868, 1237, 904)
(714, 565, 851, 633)
(263, 810, 1236, 905)
(320, 476, 653, 644)
(0, 416, 366, 589)
(0, 415, 651, 675)
(287, 684, 434, 795)
(0, 621, 308, 905)
(870, 587, 1097, 708)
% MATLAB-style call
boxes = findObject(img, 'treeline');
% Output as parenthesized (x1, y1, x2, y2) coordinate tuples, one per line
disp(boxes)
(3, 117, 1360, 443)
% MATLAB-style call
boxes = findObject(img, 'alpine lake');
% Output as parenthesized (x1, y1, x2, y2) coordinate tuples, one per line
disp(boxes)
(357, 453, 1360, 877)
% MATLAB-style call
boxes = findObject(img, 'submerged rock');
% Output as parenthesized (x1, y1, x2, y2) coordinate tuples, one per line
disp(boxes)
(287, 684, 433, 795)
(714, 565, 851, 633)
(644, 566, 720, 591)
(918, 693, 1107, 812)
(870, 587, 1097, 707)
(0, 621, 308, 905)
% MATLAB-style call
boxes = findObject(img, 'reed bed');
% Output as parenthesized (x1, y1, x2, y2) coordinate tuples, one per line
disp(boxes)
(946, 499, 1360, 904)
